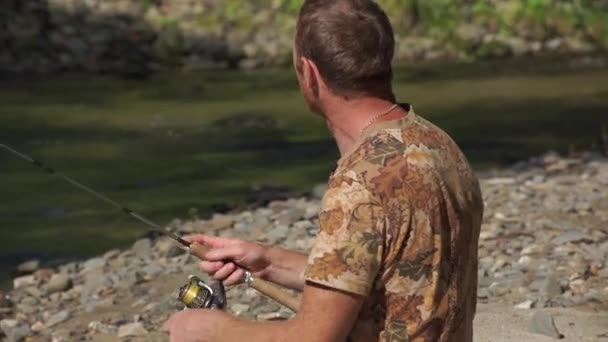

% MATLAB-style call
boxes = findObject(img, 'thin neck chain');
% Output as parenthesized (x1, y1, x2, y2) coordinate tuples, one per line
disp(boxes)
(359, 104, 399, 136)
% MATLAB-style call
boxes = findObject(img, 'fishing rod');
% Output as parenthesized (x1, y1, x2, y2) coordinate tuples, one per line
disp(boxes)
(0, 143, 299, 312)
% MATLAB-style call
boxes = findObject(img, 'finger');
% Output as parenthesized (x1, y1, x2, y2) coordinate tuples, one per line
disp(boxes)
(212, 262, 237, 280)
(205, 246, 244, 262)
(199, 261, 224, 274)
(183, 234, 235, 248)
(223, 268, 246, 286)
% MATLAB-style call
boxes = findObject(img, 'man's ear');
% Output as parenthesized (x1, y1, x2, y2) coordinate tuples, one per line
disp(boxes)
(301, 57, 320, 98)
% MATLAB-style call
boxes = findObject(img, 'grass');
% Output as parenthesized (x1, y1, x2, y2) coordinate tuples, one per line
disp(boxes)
(0, 59, 607, 287)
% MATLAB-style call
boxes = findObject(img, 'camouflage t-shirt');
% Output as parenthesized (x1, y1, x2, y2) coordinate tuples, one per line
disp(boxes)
(304, 104, 484, 342)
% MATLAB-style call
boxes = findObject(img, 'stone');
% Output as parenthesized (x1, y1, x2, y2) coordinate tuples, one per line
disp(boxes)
(207, 214, 235, 231)
(31, 321, 45, 333)
(528, 310, 564, 339)
(118, 322, 148, 338)
(13, 275, 36, 289)
(45, 273, 72, 294)
(0, 319, 18, 333)
(89, 321, 118, 334)
(16, 303, 36, 314)
(2, 322, 31, 342)
(231, 303, 250, 316)
(552, 231, 594, 245)
(514, 300, 535, 309)
(104, 249, 121, 260)
(46, 310, 71, 327)
(81, 257, 106, 272)
(488, 282, 510, 297)
(542, 273, 562, 299)
(16, 260, 40, 274)
(132, 238, 153, 257)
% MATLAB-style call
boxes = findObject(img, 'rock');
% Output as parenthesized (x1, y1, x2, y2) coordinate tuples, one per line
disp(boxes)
(231, 303, 250, 316)
(0, 319, 18, 333)
(542, 273, 562, 299)
(1, 319, 31, 341)
(34, 268, 55, 282)
(488, 282, 510, 297)
(528, 310, 564, 339)
(16, 303, 36, 315)
(514, 300, 535, 309)
(16, 260, 40, 274)
(156, 238, 185, 258)
(104, 249, 121, 260)
(132, 238, 153, 257)
(207, 214, 235, 231)
(552, 231, 594, 245)
(118, 322, 148, 338)
(13, 275, 36, 289)
(81, 257, 106, 272)
(46, 310, 71, 327)
(31, 321, 45, 333)
(4, 324, 31, 342)
(45, 273, 72, 294)
(89, 321, 118, 334)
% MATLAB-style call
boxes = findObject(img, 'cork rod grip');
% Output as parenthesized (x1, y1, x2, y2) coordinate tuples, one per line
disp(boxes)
(188, 242, 300, 312)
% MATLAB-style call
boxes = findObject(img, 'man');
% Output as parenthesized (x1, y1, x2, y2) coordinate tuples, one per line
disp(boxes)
(163, 0, 483, 341)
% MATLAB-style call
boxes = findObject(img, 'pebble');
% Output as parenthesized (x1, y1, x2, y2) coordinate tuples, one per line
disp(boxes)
(89, 320, 118, 334)
(118, 322, 148, 338)
(514, 300, 535, 309)
(81, 257, 106, 273)
(46, 310, 71, 327)
(16, 260, 40, 274)
(132, 238, 153, 257)
(542, 273, 562, 299)
(551, 231, 594, 245)
(45, 273, 72, 294)
(528, 310, 564, 339)
(13, 275, 36, 290)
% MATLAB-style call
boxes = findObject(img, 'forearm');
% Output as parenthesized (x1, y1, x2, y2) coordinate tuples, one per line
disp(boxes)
(262, 247, 308, 291)
(217, 316, 293, 342)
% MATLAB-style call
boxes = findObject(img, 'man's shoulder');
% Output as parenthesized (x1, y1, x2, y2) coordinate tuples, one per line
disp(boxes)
(331, 114, 475, 200)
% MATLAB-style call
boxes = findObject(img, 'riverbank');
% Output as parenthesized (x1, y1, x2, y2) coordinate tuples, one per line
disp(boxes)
(1, 0, 607, 74)
(1, 151, 607, 341)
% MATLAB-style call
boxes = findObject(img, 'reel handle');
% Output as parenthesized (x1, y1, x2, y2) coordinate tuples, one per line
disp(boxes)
(188, 242, 300, 312)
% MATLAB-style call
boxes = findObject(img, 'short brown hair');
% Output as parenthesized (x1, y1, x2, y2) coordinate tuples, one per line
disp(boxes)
(295, 0, 395, 97)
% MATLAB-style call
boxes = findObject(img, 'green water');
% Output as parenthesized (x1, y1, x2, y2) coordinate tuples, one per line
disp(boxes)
(1, 58, 607, 288)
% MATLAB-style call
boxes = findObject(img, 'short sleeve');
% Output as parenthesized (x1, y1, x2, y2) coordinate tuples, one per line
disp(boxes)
(304, 173, 385, 296)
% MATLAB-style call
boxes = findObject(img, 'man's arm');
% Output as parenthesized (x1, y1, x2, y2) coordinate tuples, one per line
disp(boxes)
(164, 281, 364, 342)
(263, 247, 308, 290)
(185, 234, 308, 291)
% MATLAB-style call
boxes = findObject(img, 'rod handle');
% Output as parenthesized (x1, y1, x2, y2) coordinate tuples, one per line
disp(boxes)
(188, 242, 300, 312)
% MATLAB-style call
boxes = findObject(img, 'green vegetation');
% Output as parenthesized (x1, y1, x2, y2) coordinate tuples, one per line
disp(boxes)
(0, 59, 607, 287)
(204, 0, 608, 50)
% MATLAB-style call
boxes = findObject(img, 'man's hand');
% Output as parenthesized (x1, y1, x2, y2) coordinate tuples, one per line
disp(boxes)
(162, 309, 232, 342)
(184, 234, 270, 286)
(162, 282, 364, 342)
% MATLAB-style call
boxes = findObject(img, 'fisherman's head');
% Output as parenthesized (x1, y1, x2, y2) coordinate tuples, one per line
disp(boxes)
(293, 0, 396, 115)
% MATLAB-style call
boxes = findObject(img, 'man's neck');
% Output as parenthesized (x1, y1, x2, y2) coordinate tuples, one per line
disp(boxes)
(323, 97, 405, 156)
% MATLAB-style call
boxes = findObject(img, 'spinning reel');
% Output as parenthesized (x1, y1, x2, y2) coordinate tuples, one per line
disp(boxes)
(177, 275, 226, 310)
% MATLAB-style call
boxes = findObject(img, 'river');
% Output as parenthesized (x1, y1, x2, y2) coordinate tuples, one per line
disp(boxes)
(1, 56, 607, 289)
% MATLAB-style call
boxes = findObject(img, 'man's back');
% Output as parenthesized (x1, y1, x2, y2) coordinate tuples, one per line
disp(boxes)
(305, 105, 484, 341)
